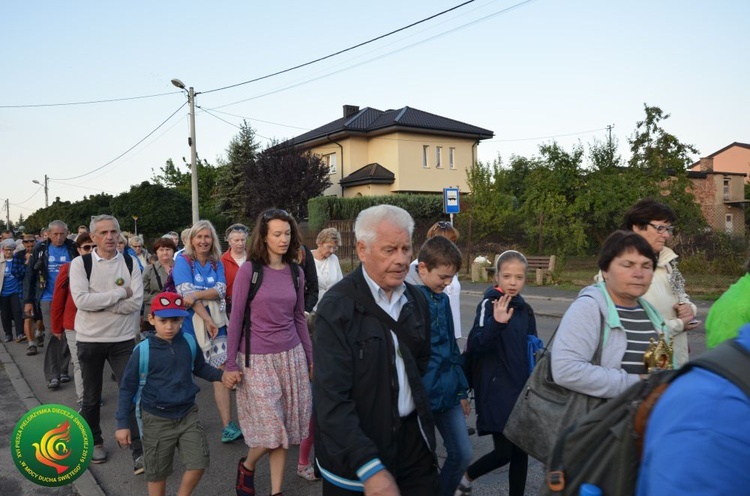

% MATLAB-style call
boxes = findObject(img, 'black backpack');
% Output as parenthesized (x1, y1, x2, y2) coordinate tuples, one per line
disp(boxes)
(542, 339, 750, 496)
(81, 252, 134, 280)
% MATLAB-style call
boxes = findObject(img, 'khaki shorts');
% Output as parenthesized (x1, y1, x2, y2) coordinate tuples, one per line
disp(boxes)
(141, 405, 209, 482)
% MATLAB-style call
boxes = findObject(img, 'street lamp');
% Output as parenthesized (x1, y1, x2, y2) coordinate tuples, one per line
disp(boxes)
(132, 215, 139, 236)
(32, 174, 49, 208)
(171, 78, 199, 223)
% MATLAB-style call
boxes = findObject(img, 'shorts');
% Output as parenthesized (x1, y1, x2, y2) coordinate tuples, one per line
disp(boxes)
(141, 405, 209, 482)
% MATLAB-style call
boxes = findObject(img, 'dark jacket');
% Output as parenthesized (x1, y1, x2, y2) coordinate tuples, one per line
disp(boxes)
(300, 244, 318, 313)
(115, 331, 223, 428)
(313, 265, 435, 486)
(415, 285, 469, 413)
(23, 238, 77, 305)
(468, 286, 537, 435)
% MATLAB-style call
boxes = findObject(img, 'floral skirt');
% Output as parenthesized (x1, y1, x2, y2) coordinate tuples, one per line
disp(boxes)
(236, 344, 311, 449)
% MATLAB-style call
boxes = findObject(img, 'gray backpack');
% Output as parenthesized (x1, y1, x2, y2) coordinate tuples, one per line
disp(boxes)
(542, 339, 750, 496)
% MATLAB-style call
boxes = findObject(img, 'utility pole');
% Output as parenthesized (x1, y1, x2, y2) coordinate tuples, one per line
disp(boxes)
(171, 78, 199, 223)
(32, 174, 49, 208)
(606, 124, 615, 167)
(4, 199, 9, 230)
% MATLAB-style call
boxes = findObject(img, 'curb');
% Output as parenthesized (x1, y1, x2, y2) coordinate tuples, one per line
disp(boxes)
(0, 343, 107, 496)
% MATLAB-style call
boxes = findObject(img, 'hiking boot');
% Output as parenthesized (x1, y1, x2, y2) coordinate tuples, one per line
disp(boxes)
(26, 345, 37, 356)
(60, 374, 71, 383)
(221, 421, 243, 443)
(133, 455, 145, 475)
(235, 457, 255, 496)
(36, 333, 44, 347)
(92, 445, 107, 464)
(48, 378, 60, 389)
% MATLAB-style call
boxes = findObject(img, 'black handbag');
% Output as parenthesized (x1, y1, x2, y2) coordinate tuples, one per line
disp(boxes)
(503, 300, 606, 462)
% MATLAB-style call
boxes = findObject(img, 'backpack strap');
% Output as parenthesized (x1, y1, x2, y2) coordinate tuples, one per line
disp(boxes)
(685, 339, 750, 397)
(133, 340, 150, 436)
(184, 333, 198, 371)
(123, 253, 134, 274)
(153, 265, 163, 290)
(243, 261, 264, 367)
(83, 253, 93, 280)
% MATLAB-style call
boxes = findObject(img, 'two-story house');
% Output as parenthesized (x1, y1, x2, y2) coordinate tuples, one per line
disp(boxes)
(690, 142, 750, 182)
(688, 156, 747, 236)
(288, 105, 494, 197)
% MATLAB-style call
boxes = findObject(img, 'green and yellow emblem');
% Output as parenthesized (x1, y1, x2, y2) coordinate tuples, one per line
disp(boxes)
(11, 404, 93, 487)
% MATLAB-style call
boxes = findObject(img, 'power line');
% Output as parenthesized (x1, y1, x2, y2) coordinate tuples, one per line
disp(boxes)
(0, 91, 180, 109)
(489, 127, 608, 142)
(197, 106, 274, 141)
(204, 108, 310, 131)
(9, 185, 43, 206)
(51, 102, 187, 181)
(212, 0, 536, 109)
(200, 0, 476, 95)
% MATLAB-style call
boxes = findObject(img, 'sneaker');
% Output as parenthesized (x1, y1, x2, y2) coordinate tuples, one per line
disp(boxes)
(221, 421, 243, 443)
(133, 455, 145, 475)
(26, 345, 37, 356)
(297, 464, 319, 481)
(15, 335, 27, 343)
(92, 445, 107, 464)
(60, 374, 71, 383)
(47, 378, 60, 389)
(454, 483, 472, 496)
(36, 334, 44, 347)
(3, 335, 12, 342)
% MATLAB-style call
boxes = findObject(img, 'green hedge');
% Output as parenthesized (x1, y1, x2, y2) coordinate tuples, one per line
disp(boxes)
(308, 194, 446, 230)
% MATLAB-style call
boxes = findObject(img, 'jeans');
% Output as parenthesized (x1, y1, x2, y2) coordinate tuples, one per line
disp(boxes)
(64, 330, 84, 403)
(434, 403, 473, 496)
(78, 339, 141, 452)
(41, 300, 70, 381)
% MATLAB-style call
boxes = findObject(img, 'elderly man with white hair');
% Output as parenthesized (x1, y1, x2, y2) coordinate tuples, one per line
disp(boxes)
(313, 204, 438, 496)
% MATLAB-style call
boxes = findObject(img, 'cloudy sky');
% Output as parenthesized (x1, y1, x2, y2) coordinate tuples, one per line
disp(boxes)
(2, 0, 747, 225)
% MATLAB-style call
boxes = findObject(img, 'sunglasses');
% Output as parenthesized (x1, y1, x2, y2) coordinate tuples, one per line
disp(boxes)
(23, 240, 35, 244)
(262, 209, 291, 222)
(648, 223, 675, 234)
(80, 244, 96, 252)
(228, 224, 249, 234)
(436, 221, 453, 229)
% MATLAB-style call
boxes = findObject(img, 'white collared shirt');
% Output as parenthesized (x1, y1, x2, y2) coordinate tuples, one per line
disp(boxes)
(361, 266, 415, 417)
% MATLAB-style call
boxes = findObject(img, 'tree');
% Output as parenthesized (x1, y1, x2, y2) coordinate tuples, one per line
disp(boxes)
(465, 156, 517, 241)
(243, 141, 331, 222)
(627, 104, 705, 234)
(214, 121, 260, 225)
(110, 182, 191, 239)
(151, 156, 221, 223)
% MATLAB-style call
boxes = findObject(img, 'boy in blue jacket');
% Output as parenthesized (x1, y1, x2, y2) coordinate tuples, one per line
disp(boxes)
(115, 292, 235, 496)
(406, 236, 471, 496)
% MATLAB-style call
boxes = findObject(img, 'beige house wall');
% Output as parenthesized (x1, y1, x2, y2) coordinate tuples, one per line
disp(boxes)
(711, 147, 750, 182)
(307, 131, 477, 198)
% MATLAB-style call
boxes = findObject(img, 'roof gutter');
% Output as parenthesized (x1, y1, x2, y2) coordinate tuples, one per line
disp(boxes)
(326, 134, 345, 197)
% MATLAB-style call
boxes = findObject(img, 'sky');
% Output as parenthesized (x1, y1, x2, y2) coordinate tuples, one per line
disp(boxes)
(2, 0, 748, 227)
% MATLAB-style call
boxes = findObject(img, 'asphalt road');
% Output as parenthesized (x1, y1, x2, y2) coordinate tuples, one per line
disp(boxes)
(0, 283, 711, 496)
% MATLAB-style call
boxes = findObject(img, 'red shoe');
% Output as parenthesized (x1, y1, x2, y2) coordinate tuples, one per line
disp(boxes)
(236, 457, 255, 496)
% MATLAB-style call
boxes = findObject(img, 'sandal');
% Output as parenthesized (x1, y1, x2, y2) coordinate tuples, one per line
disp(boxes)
(296, 464, 319, 481)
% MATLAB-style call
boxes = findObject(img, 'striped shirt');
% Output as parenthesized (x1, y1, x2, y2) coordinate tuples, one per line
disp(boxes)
(617, 305, 659, 374)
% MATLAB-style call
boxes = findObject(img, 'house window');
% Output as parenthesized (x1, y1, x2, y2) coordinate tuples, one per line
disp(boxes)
(436, 146, 442, 168)
(725, 214, 733, 234)
(324, 153, 337, 174)
(723, 178, 730, 200)
(449, 147, 455, 169)
(422, 145, 429, 168)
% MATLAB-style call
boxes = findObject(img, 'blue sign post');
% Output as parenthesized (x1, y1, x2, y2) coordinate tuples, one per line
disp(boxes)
(443, 187, 460, 225)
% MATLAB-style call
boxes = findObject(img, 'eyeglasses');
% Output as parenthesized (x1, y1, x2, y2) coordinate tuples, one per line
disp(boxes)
(23, 240, 35, 244)
(227, 224, 249, 234)
(80, 244, 96, 252)
(648, 223, 675, 235)
(322, 243, 338, 252)
(436, 221, 453, 229)
(262, 209, 290, 222)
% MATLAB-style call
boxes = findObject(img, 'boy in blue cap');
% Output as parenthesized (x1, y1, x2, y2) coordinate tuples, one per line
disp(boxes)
(116, 291, 236, 495)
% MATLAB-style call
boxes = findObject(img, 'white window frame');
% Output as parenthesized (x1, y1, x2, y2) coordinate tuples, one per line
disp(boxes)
(422, 145, 429, 168)
(325, 153, 337, 175)
(725, 214, 733, 234)
(723, 178, 730, 200)
(449, 147, 455, 169)
(436, 146, 442, 168)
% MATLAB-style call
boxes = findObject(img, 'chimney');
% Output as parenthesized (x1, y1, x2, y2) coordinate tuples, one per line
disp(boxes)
(699, 157, 714, 172)
(343, 105, 359, 118)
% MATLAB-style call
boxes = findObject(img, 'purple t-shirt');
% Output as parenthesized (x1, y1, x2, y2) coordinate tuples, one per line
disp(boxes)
(225, 262, 311, 372)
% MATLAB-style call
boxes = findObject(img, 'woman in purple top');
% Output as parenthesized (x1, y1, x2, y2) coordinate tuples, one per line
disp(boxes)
(226, 209, 313, 496)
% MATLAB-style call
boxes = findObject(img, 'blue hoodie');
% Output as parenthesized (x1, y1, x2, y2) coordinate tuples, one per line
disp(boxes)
(116, 331, 223, 428)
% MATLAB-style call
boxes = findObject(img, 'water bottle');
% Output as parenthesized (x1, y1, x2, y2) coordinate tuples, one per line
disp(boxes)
(579, 483, 603, 496)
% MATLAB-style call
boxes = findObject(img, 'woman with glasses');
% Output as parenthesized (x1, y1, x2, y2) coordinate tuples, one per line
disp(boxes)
(173, 220, 242, 444)
(225, 209, 312, 496)
(617, 199, 698, 367)
(128, 235, 149, 269)
(49, 233, 96, 406)
(221, 224, 249, 316)
(141, 237, 177, 332)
